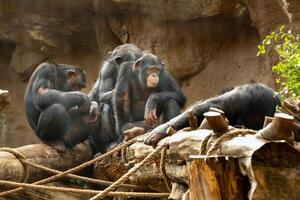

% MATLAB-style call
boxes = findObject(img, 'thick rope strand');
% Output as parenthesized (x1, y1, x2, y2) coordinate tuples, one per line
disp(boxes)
(90, 143, 168, 200)
(160, 145, 171, 191)
(0, 139, 136, 197)
(0, 179, 169, 198)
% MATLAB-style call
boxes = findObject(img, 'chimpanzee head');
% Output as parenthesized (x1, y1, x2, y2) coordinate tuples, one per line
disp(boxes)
(107, 44, 144, 66)
(56, 64, 86, 91)
(133, 53, 165, 89)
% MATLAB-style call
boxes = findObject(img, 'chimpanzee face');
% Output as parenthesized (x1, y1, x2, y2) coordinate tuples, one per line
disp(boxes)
(57, 64, 86, 91)
(145, 65, 161, 88)
(133, 53, 164, 89)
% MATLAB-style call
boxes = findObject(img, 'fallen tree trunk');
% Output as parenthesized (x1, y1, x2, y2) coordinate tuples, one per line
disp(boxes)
(188, 142, 300, 200)
(5, 182, 90, 200)
(0, 141, 92, 184)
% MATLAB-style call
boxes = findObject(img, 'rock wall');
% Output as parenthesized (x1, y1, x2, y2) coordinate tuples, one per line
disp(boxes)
(0, 0, 298, 147)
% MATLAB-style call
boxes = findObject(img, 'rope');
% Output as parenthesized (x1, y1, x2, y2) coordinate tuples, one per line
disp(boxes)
(0, 179, 169, 198)
(0, 139, 137, 197)
(206, 129, 257, 156)
(22, 157, 148, 191)
(90, 143, 168, 200)
(159, 145, 171, 192)
(0, 148, 30, 183)
(121, 147, 128, 164)
(200, 132, 213, 155)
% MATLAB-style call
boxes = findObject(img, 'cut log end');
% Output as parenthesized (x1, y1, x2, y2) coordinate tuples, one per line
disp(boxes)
(203, 111, 229, 134)
(256, 112, 295, 144)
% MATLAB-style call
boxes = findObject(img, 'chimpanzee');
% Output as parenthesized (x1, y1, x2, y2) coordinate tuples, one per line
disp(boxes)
(88, 44, 144, 153)
(24, 62, 99, 152)
(144, 83, 281, 147)
(113, 53, 186, 139)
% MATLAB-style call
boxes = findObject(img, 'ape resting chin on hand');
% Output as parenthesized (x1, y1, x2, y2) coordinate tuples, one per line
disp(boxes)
(113, 53, 186, 140)
(24, 62, 99, 152)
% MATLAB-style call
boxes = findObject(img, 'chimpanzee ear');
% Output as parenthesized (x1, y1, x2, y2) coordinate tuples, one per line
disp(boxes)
(133, 59, 142, 71)
(114, 56, 123, 65)
(66, 70, 77, 80)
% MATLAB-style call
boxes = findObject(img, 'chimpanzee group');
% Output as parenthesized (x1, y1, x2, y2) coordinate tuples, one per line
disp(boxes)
(24, 44, 281, 153)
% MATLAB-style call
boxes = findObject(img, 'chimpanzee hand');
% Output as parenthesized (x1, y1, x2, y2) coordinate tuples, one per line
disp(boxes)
(88, 101, 100, 124)
(77, 93, 91, 115)
(144, 123, 169, 147)
(144, 95, 160, 125)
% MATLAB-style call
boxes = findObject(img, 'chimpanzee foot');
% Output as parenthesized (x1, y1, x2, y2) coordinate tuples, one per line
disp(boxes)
(45, 140, 66, 153)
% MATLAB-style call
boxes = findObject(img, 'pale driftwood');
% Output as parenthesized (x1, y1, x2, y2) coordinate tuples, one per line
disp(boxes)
(6, 182, 89, 200)
(0, 90, 10, 112)
(168, 182, 188, 200)
(256, 113, 294, 144)
(0, 142, 92, 184)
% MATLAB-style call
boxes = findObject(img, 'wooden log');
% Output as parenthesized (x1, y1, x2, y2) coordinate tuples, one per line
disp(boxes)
(251, 142, 300, 200)
(7, 182, 89, 200)
(263, 116, 273, 128)
(199, 107, 226, 131)
(0, 141, 92, 184)
(188, 111, 198, 130)
(188, 156, 248, 200)
(256, 113, 294, 144)
(203, 111, 229, 134)
(0, 90, 10, 112)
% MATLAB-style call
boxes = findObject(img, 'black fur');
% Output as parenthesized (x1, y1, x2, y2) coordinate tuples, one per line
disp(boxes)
(144, 83, 281, 146)
(88, 44, 144, 153)
(24, 62, 92, 148)
(113, 53, 186, 138)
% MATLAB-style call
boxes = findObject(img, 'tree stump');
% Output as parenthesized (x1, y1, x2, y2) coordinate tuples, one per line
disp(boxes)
(188, 156, 248, 200)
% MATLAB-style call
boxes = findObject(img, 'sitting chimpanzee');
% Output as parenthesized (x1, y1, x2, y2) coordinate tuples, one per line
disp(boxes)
(113, 53, 186, 140)
(144, 83, 281, 147)
(25, 62, 99, 152)
(88, 44, 144, 153)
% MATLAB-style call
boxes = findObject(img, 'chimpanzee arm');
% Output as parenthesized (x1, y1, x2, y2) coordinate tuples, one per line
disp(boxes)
(98, 62, 118, 103)
(144, 98, 215, 147)
(146, 73, 186, 111)
(99, 79, 115, 103)
(113, 63, 131, 136)
(88, 78, 100, 102)
(34, 88, 89, 111)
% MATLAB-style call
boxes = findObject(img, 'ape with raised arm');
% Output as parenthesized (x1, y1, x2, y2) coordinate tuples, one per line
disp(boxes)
(113, 53, 186, 140)
(89, 44, 144, 153)
(144, 83, 281, 147)
(25, 62, 99, 152)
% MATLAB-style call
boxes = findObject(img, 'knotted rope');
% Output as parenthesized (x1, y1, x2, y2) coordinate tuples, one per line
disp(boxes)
(90, 143, 168, 200)
(206, 129, 257, 156)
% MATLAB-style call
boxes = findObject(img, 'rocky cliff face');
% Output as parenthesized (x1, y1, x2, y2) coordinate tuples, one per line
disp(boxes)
(0, 0, 298, 147)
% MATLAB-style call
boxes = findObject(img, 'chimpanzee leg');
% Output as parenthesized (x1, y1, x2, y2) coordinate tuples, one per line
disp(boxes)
(63, 114, 92, 148)
(90, 103, 118, 153)
(37, 103, 70, 140)
(161, 99, 181, 122)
